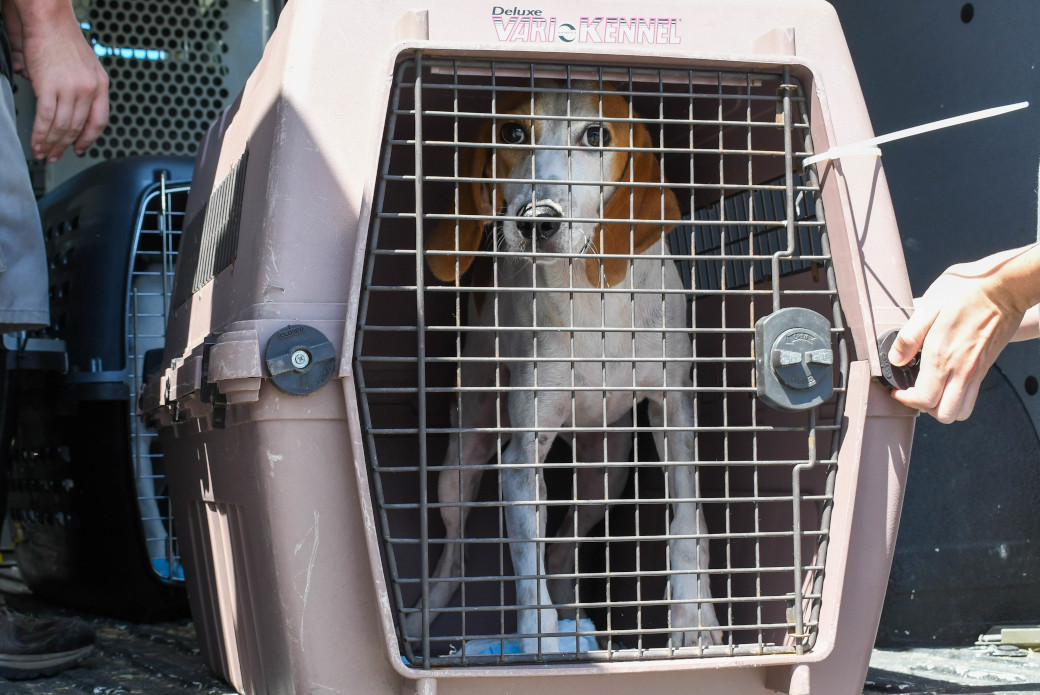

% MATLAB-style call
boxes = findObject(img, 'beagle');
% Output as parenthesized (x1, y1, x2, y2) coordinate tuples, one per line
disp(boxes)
(414, 83, 721, 653)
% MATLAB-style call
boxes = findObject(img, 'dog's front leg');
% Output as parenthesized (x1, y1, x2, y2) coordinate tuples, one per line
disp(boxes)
(666, 464, 722, 648)
(649, 395, 723, 648)
(501, 428, 562, 655)
(547, 412, 633, 617)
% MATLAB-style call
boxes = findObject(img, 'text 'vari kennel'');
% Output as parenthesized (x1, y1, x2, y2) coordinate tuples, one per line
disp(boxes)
(143, 2, 917, 694)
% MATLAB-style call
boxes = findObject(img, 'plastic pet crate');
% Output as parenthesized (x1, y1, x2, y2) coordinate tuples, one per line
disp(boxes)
(6, 157, 191, 621)
(144, 1, 917, 693)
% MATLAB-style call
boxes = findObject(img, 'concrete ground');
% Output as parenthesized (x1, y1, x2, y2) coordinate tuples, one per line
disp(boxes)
(0, 574, 1035, 694)
(866, 645, 1040, 695)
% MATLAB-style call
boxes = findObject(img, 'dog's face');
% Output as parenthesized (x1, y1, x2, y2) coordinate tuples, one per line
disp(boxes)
(427, 83, 680, 287)
(489, 89, 631, 260)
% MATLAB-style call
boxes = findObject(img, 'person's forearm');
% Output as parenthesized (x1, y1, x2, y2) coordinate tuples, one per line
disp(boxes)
(1015, 304, 1040, 342)
(938, 244, 1040, 342)
(977, 243, 1040, 320)
(944, 244, 1040, 323)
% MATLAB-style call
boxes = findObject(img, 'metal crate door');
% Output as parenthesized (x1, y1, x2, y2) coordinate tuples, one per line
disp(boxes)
(355, 54, 848, 668)
(128, 175, 187, 584)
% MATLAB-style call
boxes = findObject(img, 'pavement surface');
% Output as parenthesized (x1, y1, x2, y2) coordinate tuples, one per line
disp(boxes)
(866, 645, 1040, 695)
(0, 571, 1034, 695)
(0, 571, 233, 695)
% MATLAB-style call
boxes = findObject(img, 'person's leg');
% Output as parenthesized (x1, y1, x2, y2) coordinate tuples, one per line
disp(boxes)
(0, 74, 48, 332)
(0, 74, 93, 680)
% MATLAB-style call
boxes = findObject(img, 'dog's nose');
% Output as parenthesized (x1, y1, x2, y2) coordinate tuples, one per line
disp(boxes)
(516, 203, 562, 239)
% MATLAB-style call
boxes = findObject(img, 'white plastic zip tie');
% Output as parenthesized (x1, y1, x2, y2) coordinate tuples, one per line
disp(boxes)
(803, 101, 1029, 167)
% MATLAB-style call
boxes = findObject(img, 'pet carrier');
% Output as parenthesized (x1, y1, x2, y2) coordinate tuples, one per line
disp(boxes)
(144, 1, 917, 693)
(6, 157, 192, 621)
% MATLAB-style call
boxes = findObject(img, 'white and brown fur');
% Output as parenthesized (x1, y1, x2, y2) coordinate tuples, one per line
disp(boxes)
(414, 84, 721, 652)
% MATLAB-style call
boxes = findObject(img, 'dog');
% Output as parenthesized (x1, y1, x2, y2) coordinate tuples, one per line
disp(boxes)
(412, 83, 722, 653)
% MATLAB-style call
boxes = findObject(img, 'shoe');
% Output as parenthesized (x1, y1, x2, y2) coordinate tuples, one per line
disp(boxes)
(0, 611, 95, 680)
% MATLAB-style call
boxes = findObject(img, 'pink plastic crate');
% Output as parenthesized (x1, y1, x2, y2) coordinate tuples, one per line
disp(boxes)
(144, 1, 917, 693)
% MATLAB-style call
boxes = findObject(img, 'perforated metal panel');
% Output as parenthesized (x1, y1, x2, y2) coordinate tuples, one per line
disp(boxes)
(12, 0, 273, 192)
(90, 0, 235, 159)
(354, 54, 849, 668)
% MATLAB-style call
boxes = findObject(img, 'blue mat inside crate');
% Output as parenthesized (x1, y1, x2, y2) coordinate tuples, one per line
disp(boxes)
(450, 618, 599, 656)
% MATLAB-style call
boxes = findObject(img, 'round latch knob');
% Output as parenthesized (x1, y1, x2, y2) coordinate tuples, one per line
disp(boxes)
(754, 307, 835, 411)
(877, 329, 920, 390)
(265, 325, 336, 396)
(771, 328, 834, 391)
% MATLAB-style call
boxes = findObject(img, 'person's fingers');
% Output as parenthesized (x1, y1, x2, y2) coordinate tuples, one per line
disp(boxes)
(894, 363, 983, 424)
(888, 304, 937, 367)
(951, 379, 983, 423)
(29, 92, 57, 160)
(39, 91, 78, 162)
(31, 68, 107, 161)
(889, 387, 919, 410)
(890, 347, 949, 411)
(64, 95, 93, 153)
(73, 90, 108, 155)
(932, 374, 970, 424)
(80, 66, 110, 152)
(11, 50, 26, 78)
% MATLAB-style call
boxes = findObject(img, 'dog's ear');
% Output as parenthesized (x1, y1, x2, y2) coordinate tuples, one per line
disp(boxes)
(585, 122, 680, 287)
(426, 123, 498, 283)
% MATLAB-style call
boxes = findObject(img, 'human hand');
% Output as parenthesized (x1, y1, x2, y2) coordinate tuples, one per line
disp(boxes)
(4, 0, 108, 162)
(888, 246, 1040, 423)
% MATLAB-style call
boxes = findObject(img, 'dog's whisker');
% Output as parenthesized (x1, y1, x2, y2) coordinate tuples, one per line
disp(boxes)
(580, 230, 595, 255)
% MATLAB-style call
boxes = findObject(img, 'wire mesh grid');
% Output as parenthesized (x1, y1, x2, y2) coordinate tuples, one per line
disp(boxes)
(354, 53, 848, 668)
(127, 176, 186, 584)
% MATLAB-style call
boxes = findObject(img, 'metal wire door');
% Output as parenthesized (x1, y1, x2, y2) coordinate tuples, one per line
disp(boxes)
(127, 175, 186, 583)
(355, 54, 848, 668)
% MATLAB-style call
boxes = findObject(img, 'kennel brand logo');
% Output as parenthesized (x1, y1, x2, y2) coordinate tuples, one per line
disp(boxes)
(491, 8, 681, 45)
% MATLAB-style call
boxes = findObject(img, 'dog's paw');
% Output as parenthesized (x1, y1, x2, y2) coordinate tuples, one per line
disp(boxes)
(520, 635, 562, 655)
(672, 602, 723, 648)
(674, 627, 724, 649)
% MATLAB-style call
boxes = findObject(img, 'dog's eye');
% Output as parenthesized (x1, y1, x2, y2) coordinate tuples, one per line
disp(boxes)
(581, 124, 611, 148)
(499, 123, 526, 145)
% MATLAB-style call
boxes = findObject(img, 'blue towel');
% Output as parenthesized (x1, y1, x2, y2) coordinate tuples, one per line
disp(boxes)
(452, 618, 598, 656)
(152, 558, 185, 582)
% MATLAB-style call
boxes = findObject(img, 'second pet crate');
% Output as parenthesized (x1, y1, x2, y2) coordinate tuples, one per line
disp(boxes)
(7, 157, 191, 620)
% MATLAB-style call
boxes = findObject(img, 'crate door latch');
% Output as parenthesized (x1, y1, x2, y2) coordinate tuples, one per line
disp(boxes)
(755, 307, 834, 411)
(265, 324, 337, 396)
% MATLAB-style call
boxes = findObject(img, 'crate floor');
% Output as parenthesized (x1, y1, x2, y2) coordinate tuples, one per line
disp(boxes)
(0, 569, 1034, 694)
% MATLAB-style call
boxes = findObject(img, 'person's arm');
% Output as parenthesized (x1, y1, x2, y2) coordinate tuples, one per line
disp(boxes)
(888, 244, 1040, 423)
(1, 0, 107, 161)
